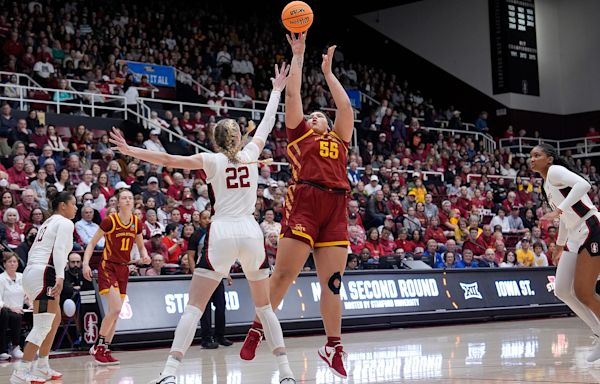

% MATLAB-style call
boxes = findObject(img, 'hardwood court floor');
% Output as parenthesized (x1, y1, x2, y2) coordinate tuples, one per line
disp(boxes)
(2, 317, 600, 383)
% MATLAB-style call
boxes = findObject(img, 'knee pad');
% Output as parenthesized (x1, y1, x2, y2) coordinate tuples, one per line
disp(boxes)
(245, 268, 270, 282)
(26, 313, 56, 346)
(256, 305, 285, 352)
(327, 272, 342, 295)
(170, 305, 203, 355)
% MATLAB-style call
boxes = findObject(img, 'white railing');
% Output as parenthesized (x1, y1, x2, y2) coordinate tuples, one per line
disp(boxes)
(466, 173, 542, 184)
(0, 71, 46, 91)
(498, 136, 600, 159)
(415, 126, 496, 153)
(67, 78, 158, 99)
(0, 83, 127, 117)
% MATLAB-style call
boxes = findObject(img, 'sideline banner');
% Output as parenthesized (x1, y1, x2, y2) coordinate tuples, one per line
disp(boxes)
(118, 60, 176, 87)
(100, 268, 564, 334)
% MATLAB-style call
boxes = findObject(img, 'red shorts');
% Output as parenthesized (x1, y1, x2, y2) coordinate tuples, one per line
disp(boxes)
(98, 260, 129, 297)
(281, 183, 349, 248)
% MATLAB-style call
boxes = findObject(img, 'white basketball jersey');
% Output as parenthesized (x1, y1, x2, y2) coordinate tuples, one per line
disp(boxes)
(201, 142, 260, 219)
(27, 214, 74, 279)
(544, 165, 597, 231)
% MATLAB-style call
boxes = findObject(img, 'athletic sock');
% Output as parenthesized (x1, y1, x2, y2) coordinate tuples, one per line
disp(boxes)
(162, 355, 181, 377)
(36, 356, 49, 369)
(277, 353, 294, 379)
(97, 336, 106, 346)
(326, 336, 341, 348)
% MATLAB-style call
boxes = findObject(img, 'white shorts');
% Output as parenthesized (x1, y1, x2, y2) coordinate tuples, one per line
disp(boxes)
(566, 214, 600, 256)
(195, 217, 269, 281)
(22, 265, 56, 302)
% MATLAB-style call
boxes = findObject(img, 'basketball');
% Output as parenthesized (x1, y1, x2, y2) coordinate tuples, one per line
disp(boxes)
(63, 299, 76, 318)
(281, 1, 313, 33)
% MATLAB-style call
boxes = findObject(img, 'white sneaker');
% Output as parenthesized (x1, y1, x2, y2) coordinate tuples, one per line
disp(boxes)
(280, 378, 296, 384)
(11, 346, 23, 359)
(588, 339, 600, 362)
(0, 352, 11, 360)
(148, 374, 177, 384)
(32, 366, 63, 380)
(10, 369, 47, 384)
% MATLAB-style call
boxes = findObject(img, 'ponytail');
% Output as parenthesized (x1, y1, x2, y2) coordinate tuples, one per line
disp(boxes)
(536, 143, 590, 203)
(49, 190, 75, 214)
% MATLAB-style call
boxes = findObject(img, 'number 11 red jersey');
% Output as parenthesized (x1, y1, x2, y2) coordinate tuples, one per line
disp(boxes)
(100, 213, 142, 264)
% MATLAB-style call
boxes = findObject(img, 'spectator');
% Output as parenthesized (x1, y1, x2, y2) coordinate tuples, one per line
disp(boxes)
(346, 254, 359, 270)
(395, 228, 415, 253)
(500, 251, 518, 268)
(0, 104, 16, 157)
(403, 207, 422, 234)
(75, 206, 104, 250)
(145, 254, 165, 276)
(380, 227, 396, 255)
(365, 228, 384, 259)
(365, 175, 381, 196)
(347, 162, 361, 188)
(143, 130, 167, 153)
(144, 231, 169, 260)
(436, 251, 455, 269)
(3, 208, 22, 249)
(33, 55, 55, 85)
(424, 217, 446, 244)
(14, 226, 37, 271)
(489, 207, 510, 233)
(455, 249, 478, 268)
(402, 191, 417, 212)
(532, 242, 549, 267)
(348, 200, 364, 228)
(0, 254, 26, 360)
(143, 177, 167, 208)
(530, 226, 547, 252)
(421, 239, 441, 266)
(163, 223, 183, 264)
(494, 240, 507, 265)
(366, 190, 391, 228)
(423, 194, 439, 222)
(16, 189, 37, 224)
(260, 209, 281, 237)
(409, 177, 427, 203)
(479, 248, 499, 267)
(474, 111, 489, 133)
(516, 238, 534, 267)
(508, 207, 527, 234)
(7, 155, 27, 188)
(476, 225, 495, 250)
(75, 169, 94, 200)
(358, 248, 374, 269)
(462, 227, 486, 258)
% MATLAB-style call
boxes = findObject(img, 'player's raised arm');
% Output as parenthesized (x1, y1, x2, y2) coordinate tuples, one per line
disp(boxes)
(322, 45, 353, 142)
(109, 128, 205, 170)
(250, 62, 289, 151)
(285, 32, 307, 128)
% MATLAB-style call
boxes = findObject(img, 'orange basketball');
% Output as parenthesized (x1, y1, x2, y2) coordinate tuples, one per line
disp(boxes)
(281, 1, 314, 34)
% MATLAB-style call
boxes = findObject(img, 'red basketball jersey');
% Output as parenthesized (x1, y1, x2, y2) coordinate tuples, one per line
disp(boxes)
(100, 213, 142, 264)
(286, 119, 350, 190)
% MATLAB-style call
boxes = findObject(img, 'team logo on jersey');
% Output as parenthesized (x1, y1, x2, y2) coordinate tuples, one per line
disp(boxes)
(460, 282, 483, 300)
(592, 242, 599, 254)
(294, 224, 306, 233)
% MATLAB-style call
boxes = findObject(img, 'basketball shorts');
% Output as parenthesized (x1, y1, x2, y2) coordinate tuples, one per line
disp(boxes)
(98, 260, 130, 297)
(196, 216, 269, 281)
(22, 265, 56, 301)
(281, 182, 349, 248)
(566, 214, 600, 256)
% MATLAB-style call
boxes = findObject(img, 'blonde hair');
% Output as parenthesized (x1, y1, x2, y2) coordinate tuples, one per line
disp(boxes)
(211, 119, 272, 166)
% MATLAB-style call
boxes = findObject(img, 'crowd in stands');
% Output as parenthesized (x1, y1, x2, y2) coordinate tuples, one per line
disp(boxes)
(1, 0, 600, 279)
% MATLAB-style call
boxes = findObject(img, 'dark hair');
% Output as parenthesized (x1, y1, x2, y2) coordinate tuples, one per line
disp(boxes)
(533, 241, 543, 250)
(165, 223, 178, 235)
(535, 143, 590, 203)
(49, 191, 75, 212)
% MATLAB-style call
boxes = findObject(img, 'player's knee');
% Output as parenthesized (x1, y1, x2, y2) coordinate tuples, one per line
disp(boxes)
(26, 313, 56, 346)
(326, 272, 342, 295)
(106, 306, 122, 319)
(574, 284, 594, 305)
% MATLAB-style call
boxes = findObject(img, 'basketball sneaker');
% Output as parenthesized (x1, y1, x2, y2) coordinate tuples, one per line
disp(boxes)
(240, 328, 263, 361)
(91, 345, 118, 366)
(104, 348, 120, 365)
(588, 337, 600, 362)
(32, 366, 62, 380)
(9, 369, 46, 384)
(149, 374, 177, 384)
(318, 344, 348, 379)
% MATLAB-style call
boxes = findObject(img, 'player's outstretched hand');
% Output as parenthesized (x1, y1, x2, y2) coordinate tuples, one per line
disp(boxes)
(109, 127, 133, 156)
(271, 62, 290, 93)
(286, 32, 306, 56)
(321, 45, 336, 75)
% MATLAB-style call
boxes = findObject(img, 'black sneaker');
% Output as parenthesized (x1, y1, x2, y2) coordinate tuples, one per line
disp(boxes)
(201, 337, 219, 349)
(216, 336, 234, 347)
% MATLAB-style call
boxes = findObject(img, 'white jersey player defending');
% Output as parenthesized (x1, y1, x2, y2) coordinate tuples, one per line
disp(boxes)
(11, 191, 77, 384)
(531, 143, 600, 362)
(109, 63, 295, 384)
